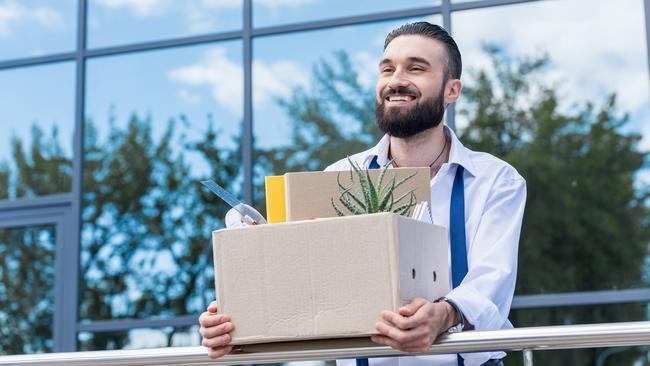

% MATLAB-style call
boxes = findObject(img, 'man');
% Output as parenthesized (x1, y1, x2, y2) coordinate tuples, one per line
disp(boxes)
(199, 22, 526, 366)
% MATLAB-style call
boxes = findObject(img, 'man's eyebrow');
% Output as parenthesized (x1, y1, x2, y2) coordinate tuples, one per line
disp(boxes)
(379, 58, 392, 67)
(378, 57, 431, 67)
(408, 56, 431, 66)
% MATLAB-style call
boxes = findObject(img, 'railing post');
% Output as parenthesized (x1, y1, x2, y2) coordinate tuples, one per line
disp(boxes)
(522, 349, 534, 366)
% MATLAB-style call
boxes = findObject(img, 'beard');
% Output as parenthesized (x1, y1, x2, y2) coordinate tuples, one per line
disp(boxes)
(375, 85, 446, 138)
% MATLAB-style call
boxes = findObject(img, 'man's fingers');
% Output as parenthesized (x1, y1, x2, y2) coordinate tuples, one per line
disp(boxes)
(376, 321, 420, 344)
(200, 321, 234, 339)
(202, 333, 232, 348)
(207, 345, 233, 359)
(398, 298, 428, 317)
(381, 310, 416, 330)
(370, 335, 408, 352)
(199, 312, 231, 328)
(207, 301, 218, 313)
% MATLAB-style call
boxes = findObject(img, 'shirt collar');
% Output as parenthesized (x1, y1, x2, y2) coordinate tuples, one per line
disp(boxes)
(366, 126, 477, 177)
(446, 125, 477, 177)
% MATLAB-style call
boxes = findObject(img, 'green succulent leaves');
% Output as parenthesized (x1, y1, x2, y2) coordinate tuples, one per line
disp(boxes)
(331, 158, 417, 217)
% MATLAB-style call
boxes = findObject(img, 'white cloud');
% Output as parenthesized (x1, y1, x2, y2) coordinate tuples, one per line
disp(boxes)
(0, 0, 63, 37)
(94, 0, 171, 17)
(200, 0, 316, 10)
(253, 58, 310, 103)
(177, 89, 202, 105)
(454, 0, 649, 116)
(452, 0, 650, 149)
(168, 47, 310, 114)
(94, 0, 315, 20)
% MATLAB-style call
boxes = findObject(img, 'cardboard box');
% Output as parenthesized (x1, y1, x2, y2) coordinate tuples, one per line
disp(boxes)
(212, 212, 450, 345)
(284, 167, 431, 222)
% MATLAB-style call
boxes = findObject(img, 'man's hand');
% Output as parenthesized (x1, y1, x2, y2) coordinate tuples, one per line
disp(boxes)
(370, 298, 458, 353)
(198, 301, 235, 359)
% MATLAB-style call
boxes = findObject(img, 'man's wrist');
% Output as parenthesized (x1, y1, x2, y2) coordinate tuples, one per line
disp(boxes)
(435, 297, 464, 333)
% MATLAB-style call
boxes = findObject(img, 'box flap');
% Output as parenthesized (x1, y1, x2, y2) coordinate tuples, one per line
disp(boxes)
(284, 168, 431, 221)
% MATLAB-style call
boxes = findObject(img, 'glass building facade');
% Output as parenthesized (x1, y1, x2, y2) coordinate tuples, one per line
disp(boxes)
(1, 0, 649, 364)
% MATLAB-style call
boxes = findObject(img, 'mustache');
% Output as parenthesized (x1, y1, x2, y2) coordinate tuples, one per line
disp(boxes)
(380, 86, 421, 100)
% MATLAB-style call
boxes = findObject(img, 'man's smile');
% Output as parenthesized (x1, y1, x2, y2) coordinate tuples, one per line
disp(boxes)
(383, 89, 419, 107)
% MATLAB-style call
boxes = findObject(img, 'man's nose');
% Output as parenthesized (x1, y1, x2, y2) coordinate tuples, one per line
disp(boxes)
(387, 71, 410, 90)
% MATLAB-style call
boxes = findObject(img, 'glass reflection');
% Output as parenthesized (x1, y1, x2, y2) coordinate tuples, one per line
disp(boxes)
(88, 0, 242, 49)
(252, 16, 442, 207)
(81, 41, 242, 331)
(0, 225, 56, 355)
(253, 0, 440, 28)
(453, 0, 650, 294)
(507, 303, 650, 365)
(0, 0, 76, 61)
(0, 62, 75, 200)
(77, 325, 200, 351)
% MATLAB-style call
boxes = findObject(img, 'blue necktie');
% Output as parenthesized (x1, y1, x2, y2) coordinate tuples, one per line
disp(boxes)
(357, 158, 468, 366)
(451, 166, 468, 366)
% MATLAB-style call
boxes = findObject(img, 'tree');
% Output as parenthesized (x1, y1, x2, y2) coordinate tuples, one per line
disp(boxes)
(0, 113, 240, 352)
(459, 45, 650, 365)
(79, 112, 239, 350)
(0, 126, 70, 354)
(253, 51, 383, 209)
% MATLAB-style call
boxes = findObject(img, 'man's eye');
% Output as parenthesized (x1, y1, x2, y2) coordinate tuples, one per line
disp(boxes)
(410, 67, 424, 72)
(381, 68, 394, 73)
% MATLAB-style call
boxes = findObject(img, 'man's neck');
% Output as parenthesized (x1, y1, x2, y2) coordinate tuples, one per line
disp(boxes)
(389, 125, 449, 173)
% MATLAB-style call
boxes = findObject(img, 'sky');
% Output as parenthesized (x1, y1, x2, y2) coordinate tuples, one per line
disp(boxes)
(1, 0, 648, 165)
(1, 0, 649, 350)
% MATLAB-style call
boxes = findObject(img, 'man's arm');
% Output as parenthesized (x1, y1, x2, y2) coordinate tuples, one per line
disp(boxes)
(445, 176, 526, 331)
(372, 174, 526, 350)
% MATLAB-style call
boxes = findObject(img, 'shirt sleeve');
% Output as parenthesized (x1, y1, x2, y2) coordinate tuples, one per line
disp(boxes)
(445, 174, 527, 331)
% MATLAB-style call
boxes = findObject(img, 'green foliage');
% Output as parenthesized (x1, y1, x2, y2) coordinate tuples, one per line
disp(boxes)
(254, 51, 383, 209)
(0, 111, 239, 353)
(78, 112, 239, 350)
(459, 45, 650, 366)
(331, 158, 417, 216)
(0, 226, 55, 354)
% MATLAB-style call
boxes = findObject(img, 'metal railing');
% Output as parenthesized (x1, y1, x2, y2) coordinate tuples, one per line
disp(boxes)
(1, 321, 649, 366)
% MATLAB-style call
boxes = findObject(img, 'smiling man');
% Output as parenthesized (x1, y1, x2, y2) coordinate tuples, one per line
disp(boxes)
(199, 22, 527, 366)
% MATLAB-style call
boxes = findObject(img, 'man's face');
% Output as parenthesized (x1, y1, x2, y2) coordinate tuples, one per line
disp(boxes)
(375, 35, 449, 138)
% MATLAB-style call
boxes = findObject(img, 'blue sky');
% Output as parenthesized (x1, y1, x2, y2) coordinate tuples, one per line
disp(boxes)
(1, 0, 649, 183)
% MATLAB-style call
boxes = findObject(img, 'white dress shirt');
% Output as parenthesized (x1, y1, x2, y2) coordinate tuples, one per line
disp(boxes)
(325, 126, 527, 366)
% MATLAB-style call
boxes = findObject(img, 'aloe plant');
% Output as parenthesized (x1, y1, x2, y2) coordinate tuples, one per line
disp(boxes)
(331, 158, 417, 217)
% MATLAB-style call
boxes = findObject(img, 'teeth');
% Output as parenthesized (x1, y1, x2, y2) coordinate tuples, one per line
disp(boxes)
(388, 95, 413, 102)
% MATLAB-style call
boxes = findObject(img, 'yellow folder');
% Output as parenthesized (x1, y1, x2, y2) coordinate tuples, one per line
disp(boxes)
(264, 175, 286, 223)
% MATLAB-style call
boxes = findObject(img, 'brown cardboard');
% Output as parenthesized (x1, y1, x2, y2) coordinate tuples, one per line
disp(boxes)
(212, 212, 450, 345)
(284, 167, 431, 222)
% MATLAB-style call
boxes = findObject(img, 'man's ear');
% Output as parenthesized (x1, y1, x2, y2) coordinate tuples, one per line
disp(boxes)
(445, 79, 462, 104)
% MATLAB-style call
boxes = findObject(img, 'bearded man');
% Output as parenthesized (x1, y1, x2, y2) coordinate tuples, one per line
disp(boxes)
(199, 22, 527, 366)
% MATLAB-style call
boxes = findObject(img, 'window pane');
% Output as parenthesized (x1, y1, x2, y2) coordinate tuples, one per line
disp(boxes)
(0, 0, 76, 61)
(77, 325, 199, 350)
(503, 347, 649, 366)
(0, 225, 56, 355)
(88, 0, 242, 49)
(0, 62, 75, 200)
(81, 42, 242, 323)
(252, 16, 441, 208)
(253, 0, 439, 28)
(506, 302, 650, 365)
(453, 0, 650, 293)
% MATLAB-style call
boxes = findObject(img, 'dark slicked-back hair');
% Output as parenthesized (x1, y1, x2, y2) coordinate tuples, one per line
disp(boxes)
(384, 22, 462, 80)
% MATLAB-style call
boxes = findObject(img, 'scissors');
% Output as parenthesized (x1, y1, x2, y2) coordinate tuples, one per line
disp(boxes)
(200, 180, 267, 225)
